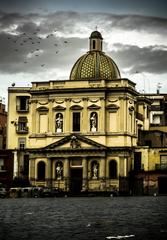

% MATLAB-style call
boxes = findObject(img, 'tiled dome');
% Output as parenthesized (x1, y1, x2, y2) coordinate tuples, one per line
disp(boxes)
(70, 31, 121, 80)
(70, 51, 120, 80)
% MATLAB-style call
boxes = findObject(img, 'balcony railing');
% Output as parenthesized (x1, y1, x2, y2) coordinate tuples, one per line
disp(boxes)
(16, 127, 29, 134)
(16, 105, 29, 112)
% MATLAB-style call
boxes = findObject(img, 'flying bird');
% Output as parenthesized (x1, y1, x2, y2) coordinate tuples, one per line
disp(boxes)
(6, 26, 71, 70)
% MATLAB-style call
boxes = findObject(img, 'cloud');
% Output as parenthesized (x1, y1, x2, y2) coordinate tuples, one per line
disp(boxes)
(0, 10, 166, 77)
(110, 44, 167, 74)
(107, 14, 167, 35)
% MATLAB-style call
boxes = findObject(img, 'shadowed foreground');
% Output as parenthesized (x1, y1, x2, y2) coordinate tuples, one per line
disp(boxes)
(0, 196, 167, 240)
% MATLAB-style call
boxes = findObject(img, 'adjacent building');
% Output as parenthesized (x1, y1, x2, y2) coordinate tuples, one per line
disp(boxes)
(0, 101, 14, 188)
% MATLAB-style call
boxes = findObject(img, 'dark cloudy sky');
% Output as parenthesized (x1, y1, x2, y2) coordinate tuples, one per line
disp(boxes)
(0, 0, 167, 103)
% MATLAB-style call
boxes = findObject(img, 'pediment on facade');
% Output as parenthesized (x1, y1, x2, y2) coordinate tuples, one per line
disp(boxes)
(52, 105, 66, 111)
(70, 105, 83, 110)
(106, 104, 119, 110)
(87, 104, 101, 110)
(37, 106, 49, 111)
(43, 134, 106, 150)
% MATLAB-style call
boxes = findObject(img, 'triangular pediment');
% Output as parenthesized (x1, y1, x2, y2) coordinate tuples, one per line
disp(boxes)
(37, 106, 49, 112)
(70, 105, 83, 110)
(106, 104, 119, 110)
(87, 104, 101, 110)
(43, 134, 106, 150)
(52, 105, 66, 111)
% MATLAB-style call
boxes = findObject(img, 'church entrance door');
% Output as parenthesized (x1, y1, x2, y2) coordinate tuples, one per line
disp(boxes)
(70, 168, 82, 195)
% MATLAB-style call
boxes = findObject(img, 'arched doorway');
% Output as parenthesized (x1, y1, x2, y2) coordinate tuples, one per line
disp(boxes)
(70, 168, 83, 195)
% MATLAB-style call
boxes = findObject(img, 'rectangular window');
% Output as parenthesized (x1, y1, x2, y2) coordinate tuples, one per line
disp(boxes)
(18, 138, 26, 149)
(16, 96, 29, 111)
(20, 97, 27, 110)
(73, 112, 80, 132)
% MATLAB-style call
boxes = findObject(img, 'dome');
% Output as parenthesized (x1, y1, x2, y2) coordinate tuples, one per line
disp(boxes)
(70, 51, 121, 80)
(69, 31, 121, 80)
(90, 31, 103, 39)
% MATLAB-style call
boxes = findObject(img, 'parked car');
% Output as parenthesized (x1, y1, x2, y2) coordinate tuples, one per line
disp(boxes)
(31, 187, 43, 198)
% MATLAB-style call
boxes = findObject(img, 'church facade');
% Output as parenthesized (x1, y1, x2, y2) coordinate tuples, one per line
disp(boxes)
(7, 31, 166, 195)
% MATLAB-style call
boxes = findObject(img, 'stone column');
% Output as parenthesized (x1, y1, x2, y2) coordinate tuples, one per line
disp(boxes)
(100, 97, 105, 132)
(124, 157, 127, 177)
(99, 158, 106, 190)
(83, 98, 88, 133)
(47, 159, 52, 187)
(82, 157, 88, 191)
(100, 158, 106, 178)
(64, 158, 70, 191)
(31, 100, 37, 133)
(13, 150, 18, 178)
(29, 158, 35, 186)
(65, 99, 70, 133)
(49, 100, 54, 133)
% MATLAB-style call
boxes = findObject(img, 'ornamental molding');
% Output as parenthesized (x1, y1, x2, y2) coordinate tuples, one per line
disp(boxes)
(70, 105, 83, 110)
(38, 101, 49, 105)
(129, 106, 134, 111)
(89, 98, 99, 103)
(55, 99, 65, 104)
(29, 99, 38, 104)
(106, 104, 119, 110)
(52, 105, 66, 111)
(108, 98, 118, 103)
(87, 104, 101, 110)
(72, 99, 82, 103)
(37, 106, 49, 112)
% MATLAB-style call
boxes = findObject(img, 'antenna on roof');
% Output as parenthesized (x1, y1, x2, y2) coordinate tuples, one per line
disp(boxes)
(156, 82, 162, 94)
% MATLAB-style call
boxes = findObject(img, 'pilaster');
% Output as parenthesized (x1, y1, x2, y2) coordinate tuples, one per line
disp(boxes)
(82, 157, 88, 191)
(64, 158, 70, 191)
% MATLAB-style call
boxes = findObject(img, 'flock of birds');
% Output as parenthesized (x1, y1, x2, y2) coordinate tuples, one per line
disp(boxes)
(7, 27, 69, 68)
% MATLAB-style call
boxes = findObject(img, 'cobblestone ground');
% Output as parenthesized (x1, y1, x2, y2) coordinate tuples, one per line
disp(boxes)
(0, 196, 167, 240)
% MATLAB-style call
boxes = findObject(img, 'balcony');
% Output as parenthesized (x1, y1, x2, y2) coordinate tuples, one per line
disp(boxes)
(16, 127, 29, 134)
(16, 105, 29, 113)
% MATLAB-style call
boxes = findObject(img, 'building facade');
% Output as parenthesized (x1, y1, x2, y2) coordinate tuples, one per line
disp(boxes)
(7, 31, 167, 195)
(0, 101, 14, 188)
